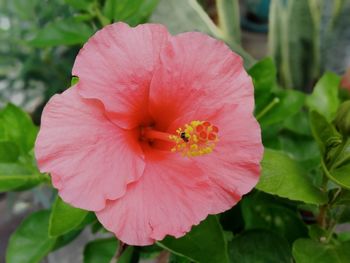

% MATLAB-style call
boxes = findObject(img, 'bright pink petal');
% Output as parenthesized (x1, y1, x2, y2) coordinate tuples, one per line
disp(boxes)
(149, 31, 253, 130)
(72, 22, 170, 129)
(96, 151, 213, 245)
(35, 87, 145, 211)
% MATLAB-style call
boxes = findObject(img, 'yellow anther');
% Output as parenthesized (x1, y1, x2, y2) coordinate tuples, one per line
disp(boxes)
(169, 120, 219, 157)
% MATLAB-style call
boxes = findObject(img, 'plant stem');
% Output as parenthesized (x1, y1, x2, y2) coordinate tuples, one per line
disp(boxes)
(110, 242, 127, 263)
(256, 97, 280, 120)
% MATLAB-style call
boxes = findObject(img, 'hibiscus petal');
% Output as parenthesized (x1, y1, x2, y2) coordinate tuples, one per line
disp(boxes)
(35, 88, 145, 211)
(198, 104, 263, 213)
(149, 31, 253, 130)
(72, 22, 170, 129)
(96, 151, 212, 245)
(167, 103, 262, 214)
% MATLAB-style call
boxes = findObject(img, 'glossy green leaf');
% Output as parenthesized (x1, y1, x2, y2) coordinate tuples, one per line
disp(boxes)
(241, 193, 308, 243)
(6, 210, 56, 263)
(0, 103, 38, 153)
(30, 19, 94, 47)
(258, 89, 305, 127)
(84, 238, 134, 263)
(229, 230, 292, 263)
(49, 196, 89, 237)
(158, 216, 229, 263)
(257, 149, 328, 204)
(0, 163, 44, 192)
(306, 73, 341, 121)
(293, 238, 350, 263)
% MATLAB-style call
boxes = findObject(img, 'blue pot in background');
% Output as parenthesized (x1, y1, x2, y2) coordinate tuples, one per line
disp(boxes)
(241, 0, 270, 33)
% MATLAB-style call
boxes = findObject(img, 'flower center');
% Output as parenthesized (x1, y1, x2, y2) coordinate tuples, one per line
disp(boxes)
(142, 121, 219, 157)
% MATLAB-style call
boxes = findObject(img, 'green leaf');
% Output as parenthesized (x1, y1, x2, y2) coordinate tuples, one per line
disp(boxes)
(6, 210, 56, 263)
(30, 18, 94, 47)
(323, 138, 350, 189)
(283, 111, 311, 136)
(83, 238, 134, 263)
(0, 103, 38, 153)
(248, 58, 277, 113)
(49, 196, 89, 237)
(309, 110, 342, 156)
(84, 238, 118, 263)
(257, 149, 328, 204)
(292, 238, 350, 263)
(258, 89, 305, 127)
(0, 141, 19, 162)
(71, 76, 79, 86)
(0, 163, 44, 192)
(269, 0, 315, 89)
(241, 192, 308, 244)
(103, 0, 159, 26)
(306, 73, 341, 121)
(158, 216, 229, 263)
(216, 0, 241, 43)
(64, 0, 93, 11)
(229, 230, 292, 263)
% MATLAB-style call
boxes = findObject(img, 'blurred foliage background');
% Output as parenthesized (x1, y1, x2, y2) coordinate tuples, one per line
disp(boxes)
(1, 0, 350, 263)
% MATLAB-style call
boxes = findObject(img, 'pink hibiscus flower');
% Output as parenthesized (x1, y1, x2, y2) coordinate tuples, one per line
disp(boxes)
(35, 22, 263, 245)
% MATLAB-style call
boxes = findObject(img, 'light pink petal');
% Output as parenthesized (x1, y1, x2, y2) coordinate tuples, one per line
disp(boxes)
(72, 22, 170, 129)
(35, 87, 145, 211)
(96, 151, 212, 245)
(149, 31, 253, 130)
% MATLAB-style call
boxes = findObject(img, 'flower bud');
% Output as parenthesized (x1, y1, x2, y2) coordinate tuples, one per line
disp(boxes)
(334, 100, 350, 135)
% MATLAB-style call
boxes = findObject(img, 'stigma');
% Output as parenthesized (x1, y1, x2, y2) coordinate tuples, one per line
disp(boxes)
(169, 121, 219, 157)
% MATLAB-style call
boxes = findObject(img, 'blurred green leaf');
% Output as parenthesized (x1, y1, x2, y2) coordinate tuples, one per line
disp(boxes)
(6, 210, 56, 263)
(103, 0, 159, 26)
(65, 0, 93, 11)
(306, 73, 341, 121)
(283, 111, 311, 136)
(83, 238, 134, 263)
(258, 89, 305, 127)
(248, 58, 277, 113)
(292, 238, 350, 263)
(0, 104, 38, 153)
(71, 76, 79, 86)
(257, 149, 328, 204)
(241, 193, 308, 244)
(269, 0, 315, 89)
(49, 196, 88, 237)
(30, 18, 94, 47)
(158, 216, 229, 263)
(229, 230, 292, 263)
(0, 163, 44, 192)
(216, 0, 241, 43)
(0, 141, 19, 162)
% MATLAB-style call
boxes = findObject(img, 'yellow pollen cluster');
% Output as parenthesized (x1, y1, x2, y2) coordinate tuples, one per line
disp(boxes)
(169, 120, 219, 157)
